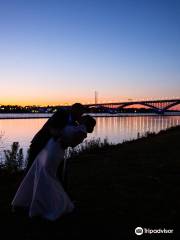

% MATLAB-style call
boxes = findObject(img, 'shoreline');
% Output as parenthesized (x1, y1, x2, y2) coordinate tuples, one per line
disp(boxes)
(0, 126, 180, 237)
(0, 112, 179, 119)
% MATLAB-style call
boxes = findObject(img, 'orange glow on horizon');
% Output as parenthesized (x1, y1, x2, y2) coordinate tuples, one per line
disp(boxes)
(0, 99, 96, 107)
(0, 96, 124, 106)
(0, 97, 179, 108)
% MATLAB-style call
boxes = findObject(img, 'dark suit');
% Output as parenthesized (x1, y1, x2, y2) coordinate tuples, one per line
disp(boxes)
(26, 108, 76, 188)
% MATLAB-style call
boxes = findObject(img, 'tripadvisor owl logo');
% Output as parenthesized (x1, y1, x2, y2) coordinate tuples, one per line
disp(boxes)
(135, 227, 143, 235)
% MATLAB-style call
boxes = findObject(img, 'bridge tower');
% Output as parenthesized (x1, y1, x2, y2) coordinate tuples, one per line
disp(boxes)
(95, 91, 98, 104)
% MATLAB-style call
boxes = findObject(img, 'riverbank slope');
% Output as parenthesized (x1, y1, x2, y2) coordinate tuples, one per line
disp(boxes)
(1, 126, 180, 238)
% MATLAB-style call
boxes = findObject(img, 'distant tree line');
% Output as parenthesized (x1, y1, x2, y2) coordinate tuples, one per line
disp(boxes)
(0, 105, 61, 113)
(0, 105, 178, 114)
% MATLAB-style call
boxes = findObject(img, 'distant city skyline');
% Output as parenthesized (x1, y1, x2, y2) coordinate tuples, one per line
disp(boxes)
(0, 0, 180, 106)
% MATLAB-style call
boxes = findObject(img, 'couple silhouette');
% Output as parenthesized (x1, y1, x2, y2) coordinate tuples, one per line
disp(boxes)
(12, 103, 96, 220)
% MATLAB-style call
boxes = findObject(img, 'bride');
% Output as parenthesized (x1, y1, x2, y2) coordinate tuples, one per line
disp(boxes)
(11, 115, 96, 221)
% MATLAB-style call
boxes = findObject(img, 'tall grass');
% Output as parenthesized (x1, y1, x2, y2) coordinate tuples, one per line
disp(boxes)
(3, 142, 24, 172)
(65, 137, 112, 159)
(0, 138, 112, 172)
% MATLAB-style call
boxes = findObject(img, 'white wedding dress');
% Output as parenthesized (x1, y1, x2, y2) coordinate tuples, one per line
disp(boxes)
(11, 124, 87, 221)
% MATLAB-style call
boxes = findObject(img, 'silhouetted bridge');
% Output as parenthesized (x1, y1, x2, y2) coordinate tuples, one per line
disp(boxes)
(84, 98, 180, 114)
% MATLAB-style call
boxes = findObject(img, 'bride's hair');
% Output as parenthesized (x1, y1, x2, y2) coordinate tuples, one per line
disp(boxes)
(79, 115, 96, 133)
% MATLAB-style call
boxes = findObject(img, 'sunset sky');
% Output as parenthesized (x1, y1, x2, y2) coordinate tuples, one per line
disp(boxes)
(0, 0, 180, 106)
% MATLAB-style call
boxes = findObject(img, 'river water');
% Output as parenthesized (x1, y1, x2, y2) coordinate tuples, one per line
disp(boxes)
(0, 115, 180, 161)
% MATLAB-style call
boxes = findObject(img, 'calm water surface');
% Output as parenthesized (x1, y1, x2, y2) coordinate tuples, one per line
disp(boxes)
(0, 115, 180, 160)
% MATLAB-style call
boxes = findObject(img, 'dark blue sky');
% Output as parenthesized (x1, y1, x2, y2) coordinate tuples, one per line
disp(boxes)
(0, 0, 179, 105)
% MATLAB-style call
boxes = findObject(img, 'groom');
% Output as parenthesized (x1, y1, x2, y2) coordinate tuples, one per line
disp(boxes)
(26, 103, 87, 188)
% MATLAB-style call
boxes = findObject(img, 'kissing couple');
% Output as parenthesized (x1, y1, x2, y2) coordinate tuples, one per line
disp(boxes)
(11, 103, 96, 221)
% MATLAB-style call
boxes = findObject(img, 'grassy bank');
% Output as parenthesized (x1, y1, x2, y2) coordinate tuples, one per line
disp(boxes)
(0, 126, 180, 238)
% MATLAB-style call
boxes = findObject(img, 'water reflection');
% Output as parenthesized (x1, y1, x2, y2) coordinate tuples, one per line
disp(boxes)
(89, 116, 180, 144)
(0, 116, 180, 160)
